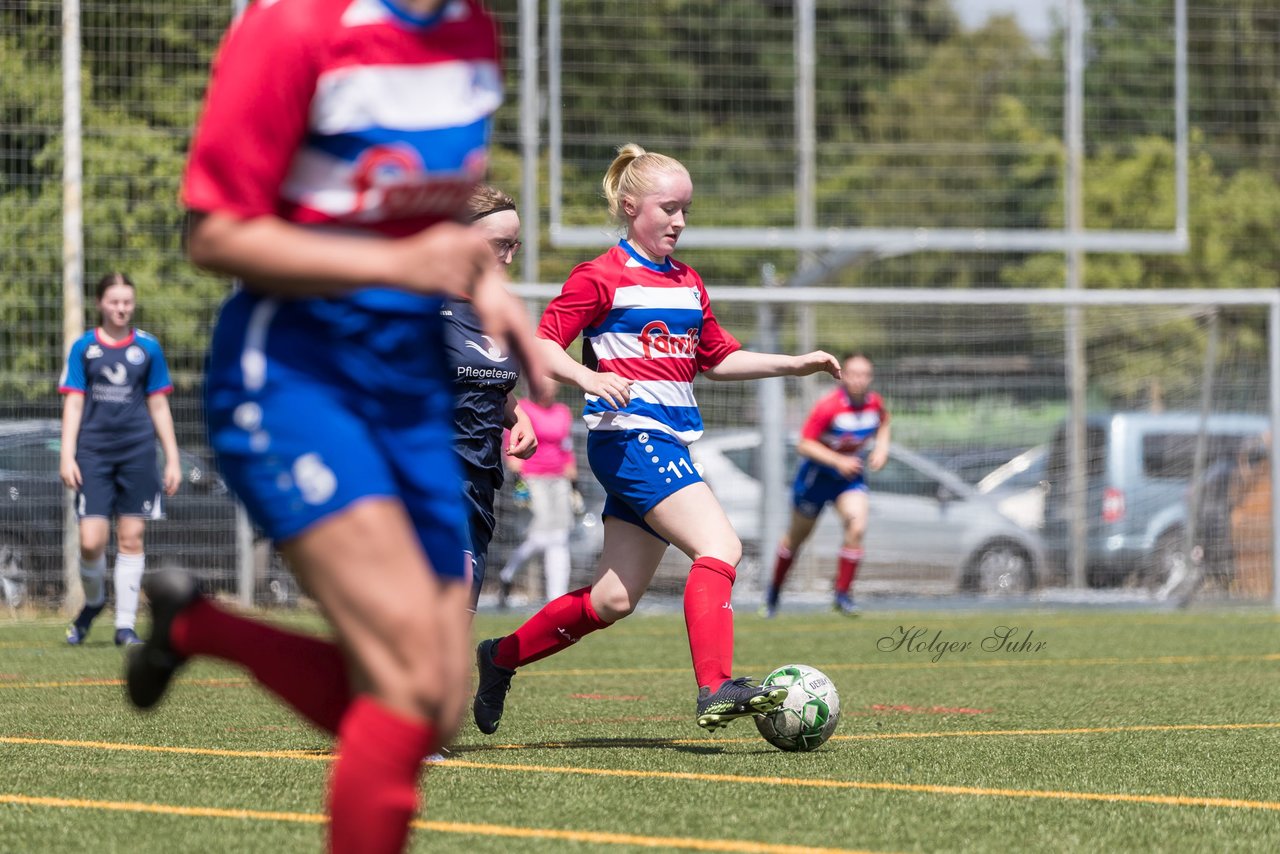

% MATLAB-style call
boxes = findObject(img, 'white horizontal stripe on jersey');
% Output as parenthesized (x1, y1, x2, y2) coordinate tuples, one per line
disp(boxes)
(590, 331, 701, 362)
(581, 409, 702, 445)
(311, 61, 502, 135)
(629, 380, 698, 409)
(610, 285, 702, 311)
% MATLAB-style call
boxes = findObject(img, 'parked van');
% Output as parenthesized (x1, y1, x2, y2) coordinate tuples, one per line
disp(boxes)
(1042, 412, 1269, 588)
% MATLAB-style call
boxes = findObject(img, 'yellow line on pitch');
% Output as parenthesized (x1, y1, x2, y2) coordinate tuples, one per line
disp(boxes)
(0, 736, 328, 762)
(443, 759, 1280, 812)
(6, 732, 1280, 813)
(473, 721, 1280, 751)
(0, 793, 879, 854)
(0, 677, 249, 690)
(522, 651, 1280, 678)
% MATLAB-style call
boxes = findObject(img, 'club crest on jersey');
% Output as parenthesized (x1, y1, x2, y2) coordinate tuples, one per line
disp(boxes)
(638, 320, 699, 360)
(464, 335, 508, 363)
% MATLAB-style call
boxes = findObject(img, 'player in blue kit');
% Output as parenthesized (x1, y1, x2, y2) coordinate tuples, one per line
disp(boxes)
(121, 3, 546, 852)
(473, 143, 842, 736)
(766, 353, 891, 616)
(59, 272, 181, 647)
(446, 184, 537, 610)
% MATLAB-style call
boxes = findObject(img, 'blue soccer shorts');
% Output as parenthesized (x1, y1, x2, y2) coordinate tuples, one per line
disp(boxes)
(586, 428, 704, 540)
(792, 460, 867, 519)
(76, 444, 162, 519)
(205, 294, 467, 581)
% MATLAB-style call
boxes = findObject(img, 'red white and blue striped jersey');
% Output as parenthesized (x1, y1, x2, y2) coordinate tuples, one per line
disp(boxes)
(801, 388, 889, 456)
(538, 240, 741, 445)
(182, 0, 500, 239)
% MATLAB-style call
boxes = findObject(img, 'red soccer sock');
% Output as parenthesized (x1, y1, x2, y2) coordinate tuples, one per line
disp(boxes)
(835, 548, 863, 595)
(171, 598, 350, 734)
(492, 585, 609, 669)
(770, 545, 795, 591)
(329, 696, 437, 854)
(684, 557, 737, 691)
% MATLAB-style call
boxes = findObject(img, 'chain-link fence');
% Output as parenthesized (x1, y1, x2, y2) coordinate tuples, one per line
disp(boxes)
(2, 1, 1278, 610)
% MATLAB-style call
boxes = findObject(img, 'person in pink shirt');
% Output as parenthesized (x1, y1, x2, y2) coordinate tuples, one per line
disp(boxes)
(498, 383, 579, 605)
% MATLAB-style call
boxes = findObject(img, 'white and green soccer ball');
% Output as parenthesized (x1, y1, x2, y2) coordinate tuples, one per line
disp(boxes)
(754, 664, 840, 752)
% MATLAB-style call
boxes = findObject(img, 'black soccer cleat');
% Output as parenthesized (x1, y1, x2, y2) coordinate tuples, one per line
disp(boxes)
(696, 676, 789, 731)
(472, 637, 515, 735)
(125, 568, 199, 710)
(65, 602, 105, 646)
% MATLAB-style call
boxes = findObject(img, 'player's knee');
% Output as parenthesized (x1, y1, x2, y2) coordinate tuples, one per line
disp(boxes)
(705, 536, 742, 568)
(117, 533, 144, 553)
(593, 587, 638, 622)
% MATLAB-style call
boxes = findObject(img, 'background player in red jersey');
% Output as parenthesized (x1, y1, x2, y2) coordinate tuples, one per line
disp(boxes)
(765, 353, 891, 617)
(123, 3, 545, 853)
(473, 143, 841, 736)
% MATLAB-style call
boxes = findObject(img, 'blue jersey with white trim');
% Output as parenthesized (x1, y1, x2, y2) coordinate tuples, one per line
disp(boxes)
(59, 329, 172, 455)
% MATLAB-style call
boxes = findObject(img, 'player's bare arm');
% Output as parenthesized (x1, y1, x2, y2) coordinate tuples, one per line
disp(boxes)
(533, 336, 632, 409)
(59, 393, 84, 490)
(868, 422, 891, 472)
(505, 398, 538, 459)
(703, 349, 841, 381)
(186, 211, 492, 300)
(147, 394, 183, 495)
(797, 437, 863, 478)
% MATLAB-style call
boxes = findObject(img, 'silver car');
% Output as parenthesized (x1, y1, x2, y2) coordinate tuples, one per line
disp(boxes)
(690, 431, 1047, 595)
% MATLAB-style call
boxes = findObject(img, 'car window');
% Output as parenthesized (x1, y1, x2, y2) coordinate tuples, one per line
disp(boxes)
(0, 438, 60, 475)
(722, 446, 759, 480)
(1142, 433, 1247, 480)
(867, 456, 941, 498)
(1047, 426, 1107, 483)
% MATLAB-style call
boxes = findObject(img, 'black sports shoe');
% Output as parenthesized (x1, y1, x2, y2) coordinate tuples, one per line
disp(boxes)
(695, 676, 789, 731)
(65, 602, 105, 646)
(472, 637, 515, 735)
(125, 568, 198, 710)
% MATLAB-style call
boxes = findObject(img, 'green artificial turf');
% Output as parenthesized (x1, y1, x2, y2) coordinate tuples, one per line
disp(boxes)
(1, 606, 1277, 852)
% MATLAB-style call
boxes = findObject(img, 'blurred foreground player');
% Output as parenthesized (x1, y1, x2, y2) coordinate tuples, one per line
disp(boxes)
(125, 2, 544, 853)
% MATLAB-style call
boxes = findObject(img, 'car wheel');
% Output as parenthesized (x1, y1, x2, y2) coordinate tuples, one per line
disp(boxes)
(969, 542, 1034, 595)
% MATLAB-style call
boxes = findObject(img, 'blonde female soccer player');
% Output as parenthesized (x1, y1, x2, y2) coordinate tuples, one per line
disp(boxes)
(474, 143, 841, 734)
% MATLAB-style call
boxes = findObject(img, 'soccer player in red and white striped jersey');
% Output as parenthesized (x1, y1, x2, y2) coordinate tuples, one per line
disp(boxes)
(473, 143, 842, 735)
(766, 353, 891, 616)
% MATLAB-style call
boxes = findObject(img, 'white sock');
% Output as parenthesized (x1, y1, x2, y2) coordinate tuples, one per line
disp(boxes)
(544, 532, 571, 601)
(499, 537, 540, 584)
(79, 554, 107, 608)
(113, 552, 145, 630)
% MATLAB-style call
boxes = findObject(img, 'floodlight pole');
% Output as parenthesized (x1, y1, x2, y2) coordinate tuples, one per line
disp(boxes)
(794, 0, 818, 409)
(757, 264, 787, 597)
(231, 0, 256, 607)
(62, 0, 84, 612)
(518, 0, 539, 284)
(1064, 0, 1089, 590)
